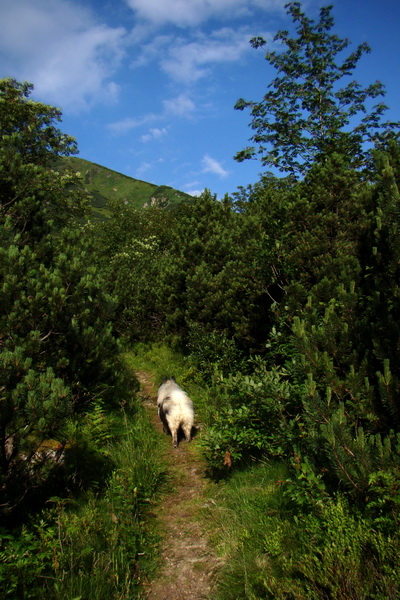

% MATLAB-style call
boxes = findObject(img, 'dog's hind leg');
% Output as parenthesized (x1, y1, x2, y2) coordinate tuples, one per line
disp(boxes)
(171, 427, 178, 448)
(182, 422, 192, 443)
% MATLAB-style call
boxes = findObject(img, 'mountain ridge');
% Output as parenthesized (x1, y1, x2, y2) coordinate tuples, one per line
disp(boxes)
(60, 156, 195, 219)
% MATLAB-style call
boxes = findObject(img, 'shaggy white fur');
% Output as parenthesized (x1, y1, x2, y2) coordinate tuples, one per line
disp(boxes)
(157, 379, 194, 448)
(157, 378, 181, 409)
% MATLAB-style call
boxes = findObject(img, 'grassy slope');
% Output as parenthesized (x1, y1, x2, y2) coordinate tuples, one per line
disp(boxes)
(60, 156, 194, 219)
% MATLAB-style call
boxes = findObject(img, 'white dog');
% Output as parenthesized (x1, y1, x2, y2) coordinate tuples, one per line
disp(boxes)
(157, 379, 194, 448)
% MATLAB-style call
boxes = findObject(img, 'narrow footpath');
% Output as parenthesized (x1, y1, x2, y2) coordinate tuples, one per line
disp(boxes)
(135, 371, 223, 600)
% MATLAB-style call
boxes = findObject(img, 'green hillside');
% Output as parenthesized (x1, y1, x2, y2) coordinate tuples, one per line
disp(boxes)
(59, 156, 194, 219)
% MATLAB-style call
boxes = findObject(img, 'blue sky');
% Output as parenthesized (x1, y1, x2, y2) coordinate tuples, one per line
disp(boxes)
(1, 0, 399, 198)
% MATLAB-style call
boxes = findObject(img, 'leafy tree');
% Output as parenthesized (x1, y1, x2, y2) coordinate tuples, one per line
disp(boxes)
(0, 79, 76, 162)
(0, 78, 86, 247)
(201, 359, 295, 472)
(235, 2, 399, 177)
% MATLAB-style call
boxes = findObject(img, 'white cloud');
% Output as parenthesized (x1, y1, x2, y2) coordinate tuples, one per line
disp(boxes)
(141, 127, 168, 143)
(0, 0, 285, 114)
(184, 181, 204, 197)
(0, 0, 126, 112)
(107, 117, 139, 135)
(185, 180, 201, 189)
(108, 113, 160, 134)
(163, 94, 196, 117)
(125, 0, 285, 27)
(125, 0, 238, 26)
(108, 94, 195, 136)
(148, 29, 255, 83)
(135, 157, 165, 178)
(202, 155, 229, 178)
(130, 34, 174, 67)
(132, 28, 255, 84)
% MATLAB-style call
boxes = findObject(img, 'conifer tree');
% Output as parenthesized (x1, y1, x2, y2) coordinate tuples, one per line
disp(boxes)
(0, 79, 123, 514)
(155, 190, 268, 350)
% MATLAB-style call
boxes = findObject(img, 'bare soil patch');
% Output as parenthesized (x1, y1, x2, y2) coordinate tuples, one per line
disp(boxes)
(135, 371, 222, 600)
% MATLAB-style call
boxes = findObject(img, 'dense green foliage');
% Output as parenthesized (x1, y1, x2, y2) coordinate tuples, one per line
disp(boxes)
(0, 78, 131, 519)
(95, 4, 400, 596)
(0, 79, 163, 598)
(2, 2, 400, 597)
(94, 189, 270, 351)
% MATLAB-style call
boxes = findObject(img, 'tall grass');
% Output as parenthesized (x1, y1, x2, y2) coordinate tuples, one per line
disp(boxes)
(50, 405, 165, 600)
(0, 394, 166, 600)
(205, 460, 400, 600)
(204, 461, 290, 600)
(125, 343, 190, 383)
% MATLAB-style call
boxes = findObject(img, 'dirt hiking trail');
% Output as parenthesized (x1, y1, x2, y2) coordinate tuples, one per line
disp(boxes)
(135, 371, 223, 600)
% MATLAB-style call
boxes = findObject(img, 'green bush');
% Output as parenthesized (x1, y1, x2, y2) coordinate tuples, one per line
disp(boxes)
(200, 359, 297, 473)
(187, 322, 245, 380)
(261, 497, 400, 600)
